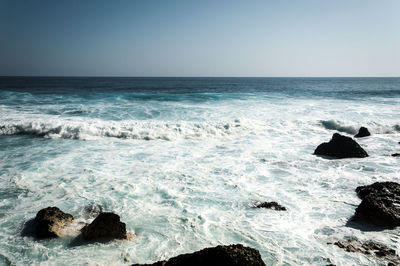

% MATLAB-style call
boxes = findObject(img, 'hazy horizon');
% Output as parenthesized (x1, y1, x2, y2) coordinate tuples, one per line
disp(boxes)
(1, 0, 399, 77)
(1, 76, 400, 78)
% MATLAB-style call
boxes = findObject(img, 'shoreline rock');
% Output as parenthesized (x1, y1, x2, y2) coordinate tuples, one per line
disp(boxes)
(314, 133, 368, 158)
(354, 182, 400, 227)
(333, 239, 400, 265)
(255, 202, 286, 211)
(35, 207, 74, 238)
(81, 212, 127, 241)
(354, 127, 371, 138)
(132, 244, 266, 266)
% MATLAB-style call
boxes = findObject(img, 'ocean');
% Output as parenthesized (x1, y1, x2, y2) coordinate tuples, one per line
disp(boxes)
(0, 77, 399, 265)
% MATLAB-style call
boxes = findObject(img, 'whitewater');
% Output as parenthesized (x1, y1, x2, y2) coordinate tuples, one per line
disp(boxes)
(0, 77, 400, 265)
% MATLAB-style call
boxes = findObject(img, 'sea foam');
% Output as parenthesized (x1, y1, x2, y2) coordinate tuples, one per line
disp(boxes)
(0, 117, 250, 140)
(1, 78, 400, 265)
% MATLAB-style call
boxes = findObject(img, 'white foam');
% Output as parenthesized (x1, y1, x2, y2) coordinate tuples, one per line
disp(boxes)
(0, 117, 258, 141)
(1, 94, 400, 265)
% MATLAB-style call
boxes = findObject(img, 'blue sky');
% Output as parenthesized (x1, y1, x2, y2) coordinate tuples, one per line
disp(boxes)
(0, 0, 399, 76)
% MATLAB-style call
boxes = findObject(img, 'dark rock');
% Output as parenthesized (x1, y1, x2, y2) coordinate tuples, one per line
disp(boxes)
(132, 244, 265, 266)
(35, 207, 74, 238)
(81, 212, 127, 241)
(356, 182, 400, 199)
(354, 127, 371, 138)
(392, 153, 400, 157)
(255, 202, 286, 211)
(314, 133, 368, 158)
(354, 182, 400, 227)
(334, 240, 400, 265)
(355, 195, 400, 228)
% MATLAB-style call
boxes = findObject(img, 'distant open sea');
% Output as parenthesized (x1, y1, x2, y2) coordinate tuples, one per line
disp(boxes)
(1, 77, 400, 265)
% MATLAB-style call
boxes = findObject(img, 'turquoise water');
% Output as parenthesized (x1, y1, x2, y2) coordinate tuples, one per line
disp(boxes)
(1, 77, 400, 265)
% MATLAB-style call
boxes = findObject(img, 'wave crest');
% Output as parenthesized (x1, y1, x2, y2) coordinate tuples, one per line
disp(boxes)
(320, 120, 357, 135)
(320, 120, 400, 135)
(0, 119, 246, 140)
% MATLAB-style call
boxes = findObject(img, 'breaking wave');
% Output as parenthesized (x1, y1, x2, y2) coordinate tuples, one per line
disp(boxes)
(320, 120, 400, 135)
(0, 118, 248, 140)
(320, 120, 358, 134)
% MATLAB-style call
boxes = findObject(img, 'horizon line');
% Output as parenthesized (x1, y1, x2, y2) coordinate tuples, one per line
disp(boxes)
(1, 75, 399, 79)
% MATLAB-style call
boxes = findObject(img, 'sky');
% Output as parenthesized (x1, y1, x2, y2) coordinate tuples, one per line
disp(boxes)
(0, 0, 399, 77)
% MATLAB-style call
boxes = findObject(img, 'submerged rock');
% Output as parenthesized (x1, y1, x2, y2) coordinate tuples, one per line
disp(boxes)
(392, 153, 400, 157)
(81, 212, 127, 241)
(354, 182, 400, 227)
(354, 127, 371, 138)
(132, 244, 266, 266)
(314, 133, 368, 158)
(82, 204, 102, 219)
(334, 240, 400, 265)
(35, 207, 74, 238)
(255, 201, 286, 211)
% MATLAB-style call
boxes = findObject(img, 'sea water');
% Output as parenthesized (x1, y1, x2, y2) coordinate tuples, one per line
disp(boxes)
(0, 77, 399, 265)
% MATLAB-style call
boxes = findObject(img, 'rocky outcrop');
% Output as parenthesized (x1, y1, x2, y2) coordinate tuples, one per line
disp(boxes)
(81, 212, 127, 241)
(355, 196, 400, 228)
(255, 202, 286, 211)
(354, 182, 400, 227)
(132, 244, 265, 266)
(392, 153, 400, 157)
(354, 127, 371, 138)
(314, 133, 368, 158)
(356, 182, 400, 199)
(35, 207, 74, 238)
(334, 240, 400, 265)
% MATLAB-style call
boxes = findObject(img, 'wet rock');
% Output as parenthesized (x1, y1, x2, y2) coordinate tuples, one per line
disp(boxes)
(354, 127, 371, 138)
(81, 212, 127, 241)
(314, 133, 368, 158)
(132, 244, 265, 266)
(354, 182, 400, 227)
(334, 240, 400, 265)
(392, 153, 400, 157)
(255, 201, 286, 211)
(356, 182, 400, 199)
(35, 207, 74, 238)
(355, 195, 400, 227)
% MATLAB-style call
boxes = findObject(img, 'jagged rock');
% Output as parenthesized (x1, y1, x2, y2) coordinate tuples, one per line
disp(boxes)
(314, 133, 368, 158)
(255, 202, 286, 211)
(81, 212, 127, 241)
(334, 240, 400, 265)
(356, 182, 400, 199)
(355, 195, 400, 227)
(132, 244, 265, 266)
(35, 207, 74, 238)
(392, 153, 400, 157)
(354, 127, 371, 138)
(354, 182, 400, 227)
